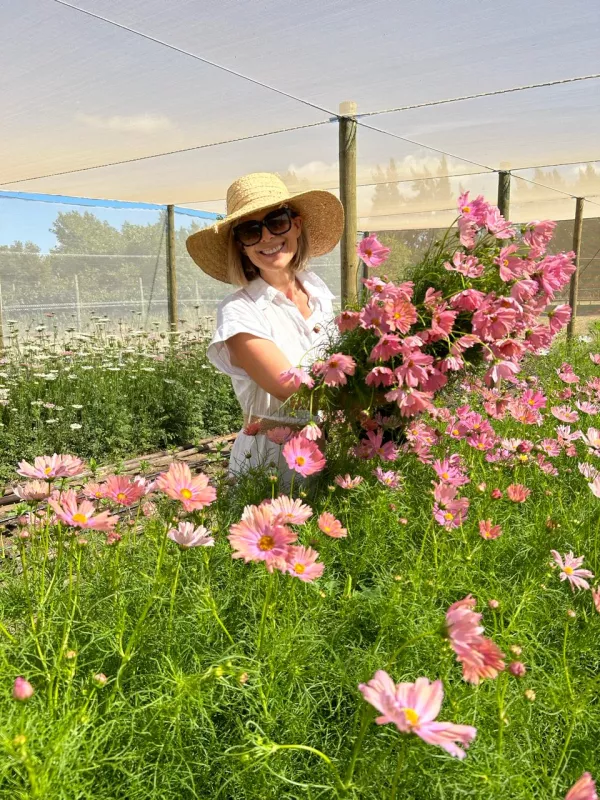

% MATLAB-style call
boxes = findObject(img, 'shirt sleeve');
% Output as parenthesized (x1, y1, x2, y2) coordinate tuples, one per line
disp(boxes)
(206, 293, 276, 378)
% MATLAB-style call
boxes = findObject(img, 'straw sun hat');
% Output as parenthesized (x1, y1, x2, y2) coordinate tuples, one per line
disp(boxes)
(186, 172, 344, 284)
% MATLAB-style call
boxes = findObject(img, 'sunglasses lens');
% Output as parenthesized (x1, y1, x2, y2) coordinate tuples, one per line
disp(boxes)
(234, 221, 262, 246)
(264, 209, 292, 235)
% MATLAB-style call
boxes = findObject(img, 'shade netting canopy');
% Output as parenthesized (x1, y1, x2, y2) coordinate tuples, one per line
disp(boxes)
(1, 0, 599, 229)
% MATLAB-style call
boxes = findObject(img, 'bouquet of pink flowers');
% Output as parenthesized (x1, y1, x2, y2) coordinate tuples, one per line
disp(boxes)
(291, 192, 576, 439)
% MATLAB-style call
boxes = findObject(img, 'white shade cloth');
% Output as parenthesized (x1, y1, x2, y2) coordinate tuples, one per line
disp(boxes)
(206, 268, 336, 478)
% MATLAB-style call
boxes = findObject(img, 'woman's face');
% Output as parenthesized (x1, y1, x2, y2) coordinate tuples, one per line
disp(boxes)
(238, 207, 302, 277)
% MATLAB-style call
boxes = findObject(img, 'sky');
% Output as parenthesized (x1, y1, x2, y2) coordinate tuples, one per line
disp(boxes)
(0, 193, 216, 250)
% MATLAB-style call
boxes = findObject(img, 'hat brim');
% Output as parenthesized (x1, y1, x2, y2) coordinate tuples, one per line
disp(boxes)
(186, 189, 344, 284)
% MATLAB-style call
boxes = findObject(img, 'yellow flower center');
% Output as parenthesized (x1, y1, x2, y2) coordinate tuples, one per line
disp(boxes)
(444, 512, 454, 521)
(323, 526, 331, 533)
(401, 707, 420, 726)
(294, 563, 306, 574)
(365, 248, 372, 257)
(564, 566, 574, 575)
(72, 513, 88, 524)
(44, 466, 52, 474)
(117, 492, 127, 502)
(527, 399, 535, 405)
(503, 259, 509, 266)
(452, 429, 459, 436)
(296, 456, 306, 466)
(330, 360, 338, 368)
(180, 488, 192, 499)
(462, 206, 471, 214)
(258, 535, 275, 551)
(519, 455, 528, 462)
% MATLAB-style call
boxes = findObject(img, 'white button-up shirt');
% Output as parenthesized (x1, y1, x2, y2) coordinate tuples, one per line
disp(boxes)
(207, 269, 336, 478)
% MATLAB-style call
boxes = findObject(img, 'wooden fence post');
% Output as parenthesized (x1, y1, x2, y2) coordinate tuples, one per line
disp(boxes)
(497, 171, 511, 218)
(166, 205, 178, 332)
(339, 101, 358, 307)
(139, 277, 145, 327)
(567, 197, 585, 340)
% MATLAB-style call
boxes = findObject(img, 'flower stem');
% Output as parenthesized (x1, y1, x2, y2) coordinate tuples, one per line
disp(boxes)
(563, 619, 574, 700)
(343, 705, 374, 791)
(389, 739, 407, 800)
(256, 572, 274, 658)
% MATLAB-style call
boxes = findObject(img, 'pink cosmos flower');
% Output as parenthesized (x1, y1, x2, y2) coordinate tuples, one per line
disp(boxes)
(314, 353, 356, 387)
(373, 467, 402, 488)
(49, 490, 118, 531)
(523, 219, 556, 256)
(335, 474, 364, 489)
(577, 428, 600, 453)
(279, 366, 315, 390)
(357, 235, 391, 268)
(548, 304, 572, 334)
(300, 422, 323, 441)
(449, 289, 486, 312)
(369, 334, 403, 362)
(565, 773, 597, 800)
(509, 661, 527, 677)
(282, 437, 326, 477)
(358, 672, 477, 760)
(433, 497, 469, 529)
(590, 354, 600, 365)
(576, 401, 599, 416)
(102, 475, 148, 507)
(285, 545, 324, 582)
(385, 298, 418, 334)
(446, 595, 505, 684)
(82, 481, 105, 500)
(444, 252, 483, 278)
(588, 477, 600, 498)
(521, 389, 546, 410)
(17, 454, 85, 481)
(557, 364, 580, 384)
(506, 484, 530, 503)
(13, 677, 34, 701)
(384, 387, 434, 417)
(228, 504, 296, 570)
(479, 520, 502, 540)
(360, 300, 391, 335)
(156, 463, 216, 512)
(551, 550, 594, 591)
(14, 480, 52, 502)
(551, 406, 579, 423)
(366, 366, 396, 387)
(335, 310, 361, 332)
(269, 495, 313, 525)
(433, 459, 469, 487)
(579, 462, 600, 481)
(266, 426, 294, 445)
(167, 521, 214, 548)
(355, 429, 398, 462)
(318, 512, 347, 538)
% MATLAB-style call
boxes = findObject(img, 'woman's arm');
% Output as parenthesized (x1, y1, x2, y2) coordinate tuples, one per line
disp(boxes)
(226, 333, 296, 403)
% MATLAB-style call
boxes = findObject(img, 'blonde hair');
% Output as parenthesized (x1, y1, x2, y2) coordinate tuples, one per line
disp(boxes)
(226, 208, 310, 287)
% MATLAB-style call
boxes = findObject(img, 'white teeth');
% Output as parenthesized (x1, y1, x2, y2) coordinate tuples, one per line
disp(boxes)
(261, 243, 284, 255)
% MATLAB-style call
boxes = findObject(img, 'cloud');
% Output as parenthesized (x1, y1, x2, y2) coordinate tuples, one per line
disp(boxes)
(75, 113, 174, 134)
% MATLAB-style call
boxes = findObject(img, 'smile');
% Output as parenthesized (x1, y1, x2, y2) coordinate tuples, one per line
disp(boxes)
(259, 243, 284, 256)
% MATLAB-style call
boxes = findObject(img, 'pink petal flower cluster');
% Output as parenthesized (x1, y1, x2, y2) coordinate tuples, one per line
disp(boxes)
(551, 550, 594, 592)
(312, 353, 356, 387)
(357, 235, 391, 268)
(358, 672, 477, 759)
(168, 521, 214, 548)
(446, 595, 506, 684)
(49, 489, 118, 531)
(17, 454, 85, 481)
(229, 500, 323, 581)
(318, 512, 347, 538)
(14, 480, 52, 502)
(156, 463, 216, 512)
(102, 475, 149, 507)
(334, 474, 364, 489)
(282, 436, 326, 477)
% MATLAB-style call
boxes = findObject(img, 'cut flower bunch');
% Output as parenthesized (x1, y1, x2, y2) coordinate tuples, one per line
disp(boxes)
(289, 192, 575, 438)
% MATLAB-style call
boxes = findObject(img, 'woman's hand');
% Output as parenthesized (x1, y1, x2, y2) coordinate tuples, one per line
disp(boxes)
(226, 334, 296, 402)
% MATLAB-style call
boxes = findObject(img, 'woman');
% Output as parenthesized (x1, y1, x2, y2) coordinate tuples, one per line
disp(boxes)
(186, 172, 344, 482)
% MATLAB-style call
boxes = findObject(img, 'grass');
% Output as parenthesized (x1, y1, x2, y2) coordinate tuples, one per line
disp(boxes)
(0, 333, 599, 799)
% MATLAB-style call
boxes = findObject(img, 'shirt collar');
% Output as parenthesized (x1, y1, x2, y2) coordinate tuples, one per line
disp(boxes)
(244, 271, 331, 309)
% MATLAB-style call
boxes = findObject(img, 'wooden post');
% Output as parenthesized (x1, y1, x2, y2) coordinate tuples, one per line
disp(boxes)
(166, 205, 177, 331)
(567, 197, 585, 340)
(74, 274, 81, 331)
(497, 171, 511, 218)
(339, 101, 358, 307)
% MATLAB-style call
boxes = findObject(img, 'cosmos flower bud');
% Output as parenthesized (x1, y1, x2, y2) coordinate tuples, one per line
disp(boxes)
(13, 677, 34, 701)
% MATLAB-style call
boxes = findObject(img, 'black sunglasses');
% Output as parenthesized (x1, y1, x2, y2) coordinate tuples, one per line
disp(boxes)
(232, 207, 297, 247)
